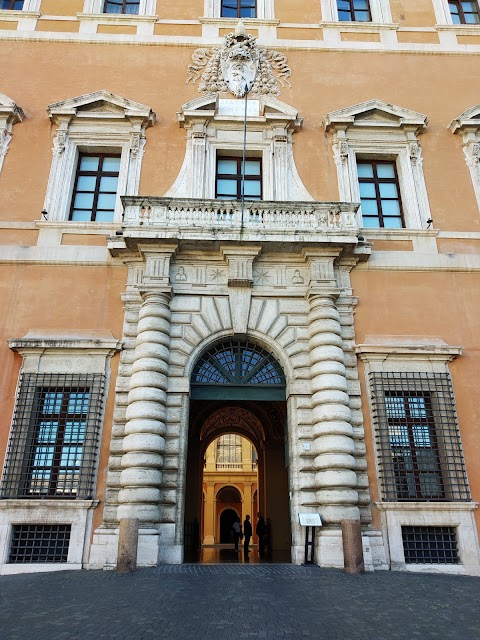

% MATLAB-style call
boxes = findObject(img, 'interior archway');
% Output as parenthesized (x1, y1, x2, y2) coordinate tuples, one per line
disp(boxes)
(184, 337, 291, 563)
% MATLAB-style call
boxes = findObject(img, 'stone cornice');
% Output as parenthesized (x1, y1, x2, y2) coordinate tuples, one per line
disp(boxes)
(8, 330, 122, 357)
(356, 337, 462, 362)
(375, 501, 478, 512)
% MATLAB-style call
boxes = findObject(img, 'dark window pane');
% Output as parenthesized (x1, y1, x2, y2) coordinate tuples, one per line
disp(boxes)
(0, 0, 25, 8)
(104, 0, 140, 14)
(337, 0, 371, 21)
(221, 0, 257, 18)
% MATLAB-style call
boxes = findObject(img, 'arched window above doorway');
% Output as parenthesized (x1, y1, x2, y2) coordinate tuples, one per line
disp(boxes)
(191, 339, 286, 401)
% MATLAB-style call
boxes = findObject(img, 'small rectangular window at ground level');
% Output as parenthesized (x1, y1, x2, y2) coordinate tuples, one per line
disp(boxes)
(103, 0, 140, 13)
(449, 1, 480, 24)
(221, 0, 257, 18)
(0, 0, 24, 9)
(337, 0, 371, 21)
(69, 153, 120, 222)
(9, 525, 71, 564)
(216, 156, 262, 201)
(358, 160, 404, 228)
(402, 526, 459, 564)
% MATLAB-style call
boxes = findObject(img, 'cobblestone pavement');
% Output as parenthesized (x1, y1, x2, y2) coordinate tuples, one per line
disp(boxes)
(1, 564, 479, 640)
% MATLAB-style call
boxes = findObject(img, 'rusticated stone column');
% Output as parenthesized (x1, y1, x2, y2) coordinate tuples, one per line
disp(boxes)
(308, 291, 360, 524)
(118, 289, 171, 522)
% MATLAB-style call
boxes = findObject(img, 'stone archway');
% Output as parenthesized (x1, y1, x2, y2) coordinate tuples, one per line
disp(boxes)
(184, 337, 291, 562)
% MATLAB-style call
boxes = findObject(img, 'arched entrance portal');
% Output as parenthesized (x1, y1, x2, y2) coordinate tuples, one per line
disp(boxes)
(184, 338, 291, 562)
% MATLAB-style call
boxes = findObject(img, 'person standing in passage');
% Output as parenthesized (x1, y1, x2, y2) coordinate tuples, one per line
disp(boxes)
(264, 517, 272, 557)
(232, 517, 242, 552)
(243, 514, 252, 554)
(256, 512, 265, 556)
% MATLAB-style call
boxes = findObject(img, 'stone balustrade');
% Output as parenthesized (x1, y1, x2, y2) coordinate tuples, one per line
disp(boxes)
(121, 197, 359, 235)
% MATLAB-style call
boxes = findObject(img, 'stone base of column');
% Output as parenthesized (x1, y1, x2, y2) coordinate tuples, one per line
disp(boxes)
(116, 518, 139, 573)
(342, 519, 365, 574)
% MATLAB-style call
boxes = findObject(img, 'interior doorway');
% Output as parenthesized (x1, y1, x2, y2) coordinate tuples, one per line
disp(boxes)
(183, 338, 291, 563)
(219, 508, 238, 543)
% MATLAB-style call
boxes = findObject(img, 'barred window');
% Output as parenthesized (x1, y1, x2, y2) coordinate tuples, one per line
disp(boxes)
(402, 526, 459, 564)
(370, 372, 470, 502)
(0, 373, 105, 499)
(9, 525, 71, 564)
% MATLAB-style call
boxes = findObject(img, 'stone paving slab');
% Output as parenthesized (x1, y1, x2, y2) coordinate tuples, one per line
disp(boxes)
(0, 565, 479, 640)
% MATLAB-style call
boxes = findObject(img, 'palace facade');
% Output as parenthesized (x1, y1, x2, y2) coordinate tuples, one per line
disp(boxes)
(0, 0, 480, 576)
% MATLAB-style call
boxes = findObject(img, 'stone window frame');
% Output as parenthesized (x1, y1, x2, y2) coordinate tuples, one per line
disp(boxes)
(356, 337, 480, 575)
(83, 0, 156, 15)
(203, 0, 274, 20)
(43, 90, 155, 224)
(0, 93, 24, 177)
(324, 99, 431, 230)
(450, 105, 480, 212)
(169, 95, 313, 202)
(0, 331, 121, 574)
(320, 0, 392, 23)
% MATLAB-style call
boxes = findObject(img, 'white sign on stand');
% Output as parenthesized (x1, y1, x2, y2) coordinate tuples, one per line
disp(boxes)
(299, 513, 322, 527)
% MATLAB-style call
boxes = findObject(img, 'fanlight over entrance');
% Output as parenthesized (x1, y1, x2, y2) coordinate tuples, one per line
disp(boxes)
(191, 339, 286, 401)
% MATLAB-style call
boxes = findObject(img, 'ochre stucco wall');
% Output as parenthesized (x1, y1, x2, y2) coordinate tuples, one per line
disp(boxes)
(352, 270, 480, 530)
(0, 264, 126, 529)
(1, 42, 479, 231)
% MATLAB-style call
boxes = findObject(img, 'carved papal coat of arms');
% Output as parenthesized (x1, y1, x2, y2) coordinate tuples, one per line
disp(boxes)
(186, 21, 291, 98)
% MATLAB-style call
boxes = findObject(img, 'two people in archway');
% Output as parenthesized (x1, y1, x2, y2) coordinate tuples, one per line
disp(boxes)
(233, 514, 254, 555)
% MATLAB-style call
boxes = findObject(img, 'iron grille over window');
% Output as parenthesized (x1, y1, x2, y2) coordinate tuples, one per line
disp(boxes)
(449, 1, 480, 24)
(221, 0, 257, 18)
(9, 524, 71, 563)
(104, 0, 140, 14)
(0, 0, 24, 8)
(191, 339, 285, 401)
(402, 526, 459, 564)
(337, 0, 371, 21)
(370, 372, 470, 502)
(0, 373, 105, 499)
(69, 153, 120, 222)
